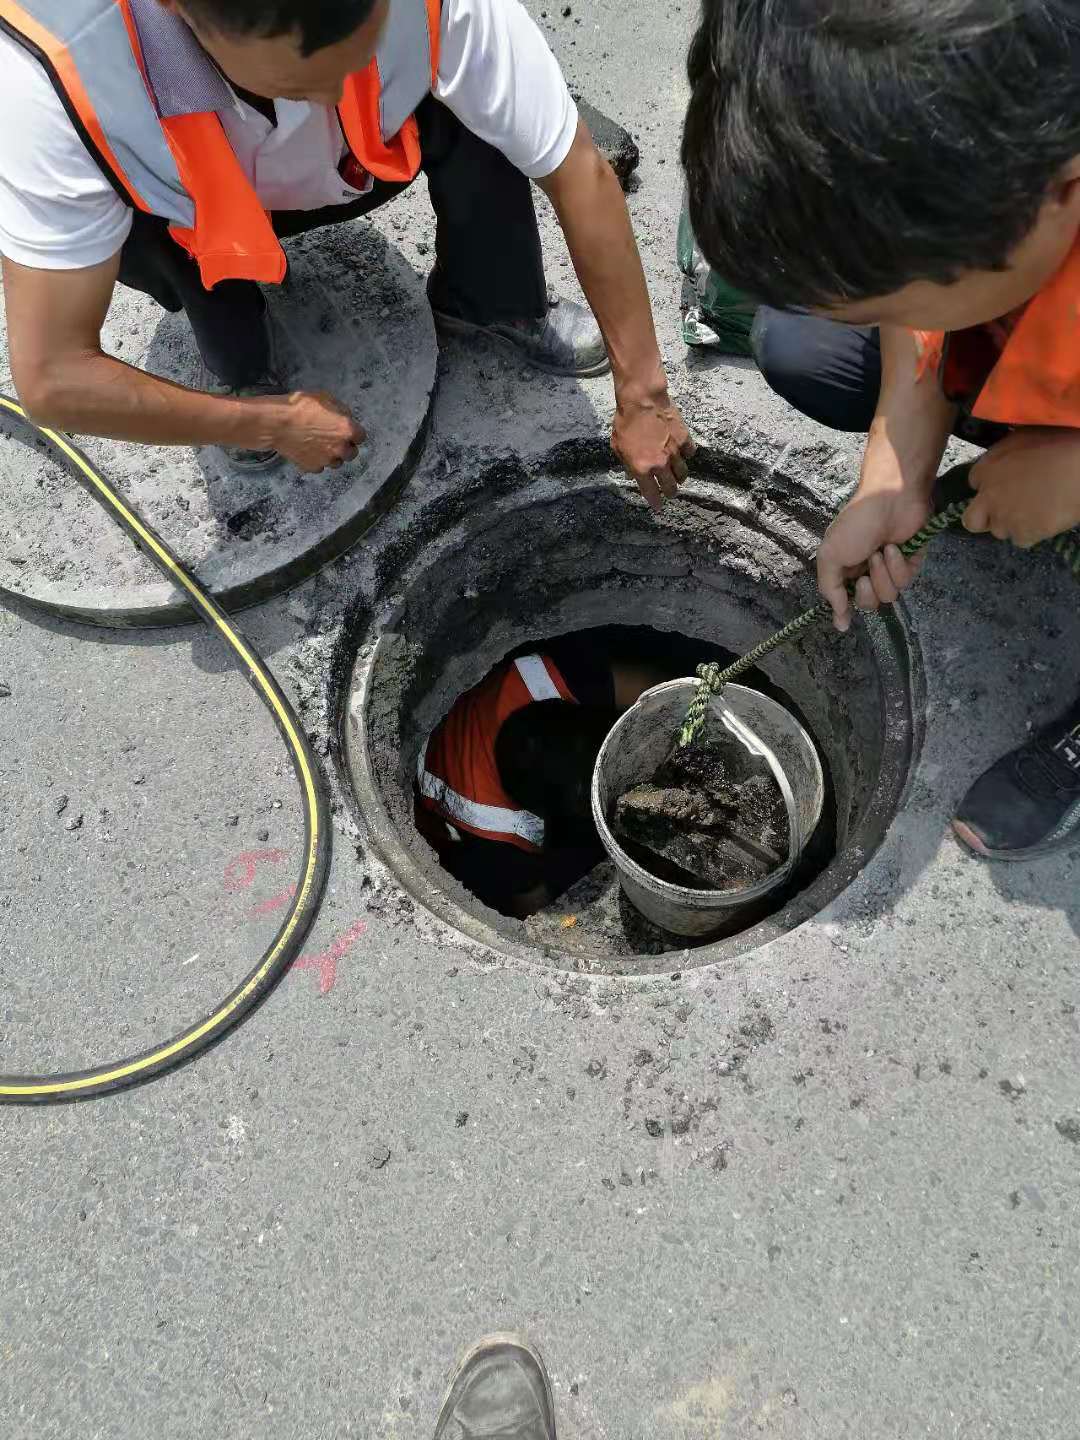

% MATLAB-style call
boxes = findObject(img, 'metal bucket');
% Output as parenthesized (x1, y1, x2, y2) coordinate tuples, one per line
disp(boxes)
(591, 680, 825, 938)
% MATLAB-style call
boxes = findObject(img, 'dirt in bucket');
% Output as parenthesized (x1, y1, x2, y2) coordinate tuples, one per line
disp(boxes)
(612, 734, 790, 892)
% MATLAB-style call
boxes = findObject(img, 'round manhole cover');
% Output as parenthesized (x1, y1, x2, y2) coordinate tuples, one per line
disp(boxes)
(0, 223, 436, 624)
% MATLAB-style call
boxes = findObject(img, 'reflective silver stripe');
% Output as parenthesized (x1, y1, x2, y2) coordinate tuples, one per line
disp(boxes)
(514, 655, 562, 703)
(9, 0, 435, 237)
(378, 0, 434, 141)
(417, 742, 545, 847)
(11, 0, 194, 226)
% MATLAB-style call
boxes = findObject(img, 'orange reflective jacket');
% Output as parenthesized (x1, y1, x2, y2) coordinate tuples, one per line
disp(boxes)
(417, 656, 579, 854)
(915, 240, 1080, 429)
(0, 0, 440, 289)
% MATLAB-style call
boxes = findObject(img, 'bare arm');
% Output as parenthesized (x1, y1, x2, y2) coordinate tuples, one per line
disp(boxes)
(539, 122, 696, 510)
(865, 324, 958, 505)
(3, 253, 363, 472)
(816, 323, 958, 629)
(964, 427, 1080, 546)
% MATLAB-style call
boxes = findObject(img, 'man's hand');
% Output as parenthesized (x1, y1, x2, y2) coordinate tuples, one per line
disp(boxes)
(539, 123, 697, 509)
(965, 428, 1080, 546)
(255, 391, 366, 473)
(817, 485, 930, 632)
(3, 253, 364, 471)
(611, 382, 697, 512)
(815, 324, 957, 631)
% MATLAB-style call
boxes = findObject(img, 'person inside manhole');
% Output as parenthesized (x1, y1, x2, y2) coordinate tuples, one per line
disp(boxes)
(0, 0, 693, 500)
(681, 0, 1080, 864)
(416, 638, 674, 918)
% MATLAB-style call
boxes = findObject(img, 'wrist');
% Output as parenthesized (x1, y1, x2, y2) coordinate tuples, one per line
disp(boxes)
(860, 418, 941, 501)
(235, 392, 291, 451)
(614, 361, 670, 410)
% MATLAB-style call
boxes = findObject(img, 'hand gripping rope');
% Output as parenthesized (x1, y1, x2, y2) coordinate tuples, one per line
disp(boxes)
(680, 463, 1080, 748)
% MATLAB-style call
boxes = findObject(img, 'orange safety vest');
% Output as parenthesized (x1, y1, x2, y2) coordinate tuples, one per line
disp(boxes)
(915, 239, 1080, 429)
(0, 0, 440, 290)
(417, 655, 579, 854)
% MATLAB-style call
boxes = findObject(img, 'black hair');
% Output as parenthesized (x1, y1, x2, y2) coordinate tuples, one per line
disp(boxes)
(180, 0, 379, 57)
(495, 702, 618, 840)
(681, 0, 1080, 307)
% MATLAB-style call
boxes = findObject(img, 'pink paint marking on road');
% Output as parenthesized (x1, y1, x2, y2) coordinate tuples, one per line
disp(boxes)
(224, 849, 366, 996)
(223, 849, 289, 893)
(248, 884, 298, 920)
(291, 920, 367, 995)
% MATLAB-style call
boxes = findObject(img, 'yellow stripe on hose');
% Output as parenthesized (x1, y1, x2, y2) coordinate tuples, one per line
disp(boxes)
(0, 398, 324, 1099)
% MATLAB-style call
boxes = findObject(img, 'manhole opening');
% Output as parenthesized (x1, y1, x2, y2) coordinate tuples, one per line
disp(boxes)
(343, 469, 922, 974)
(411, 623, 838, 955)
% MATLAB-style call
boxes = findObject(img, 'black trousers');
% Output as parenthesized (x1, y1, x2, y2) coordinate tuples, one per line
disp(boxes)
(749, 307, 1009, 450)
(117, 96, 547, 388)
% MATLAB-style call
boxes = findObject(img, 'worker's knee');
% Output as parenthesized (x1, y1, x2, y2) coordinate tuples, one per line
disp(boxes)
(750, 307, 881, 434)
(750, 307, 809, 392)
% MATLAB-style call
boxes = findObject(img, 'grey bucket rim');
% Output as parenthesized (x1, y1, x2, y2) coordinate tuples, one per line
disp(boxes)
(591, 679, 825, 913)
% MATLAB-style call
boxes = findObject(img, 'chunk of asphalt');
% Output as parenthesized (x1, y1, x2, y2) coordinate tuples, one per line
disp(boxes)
(575, 97, 641, 189)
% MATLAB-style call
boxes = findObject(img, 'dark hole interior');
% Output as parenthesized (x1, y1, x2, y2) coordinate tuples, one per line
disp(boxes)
(412, 623, 838, 956)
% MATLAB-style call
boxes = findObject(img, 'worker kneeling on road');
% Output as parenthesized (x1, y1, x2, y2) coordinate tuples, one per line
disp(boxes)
(417, 641, 670, 918)
(682, 0, 1080, 864)
(0, 0, 693, 501)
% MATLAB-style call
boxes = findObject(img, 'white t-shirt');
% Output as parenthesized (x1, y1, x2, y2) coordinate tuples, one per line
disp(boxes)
(0, 0, 577, 271)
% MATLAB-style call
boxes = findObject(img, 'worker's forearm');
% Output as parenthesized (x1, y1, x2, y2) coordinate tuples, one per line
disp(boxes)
(863, 324, 957, 498)
(18, 349, 283, 451)
(544, 153, 666, 400)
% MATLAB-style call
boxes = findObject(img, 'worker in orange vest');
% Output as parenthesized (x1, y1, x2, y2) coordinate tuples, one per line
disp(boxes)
(0, 0, 693, 500)
(681, 0, 1080, 864)
(416, 639, 672, 917)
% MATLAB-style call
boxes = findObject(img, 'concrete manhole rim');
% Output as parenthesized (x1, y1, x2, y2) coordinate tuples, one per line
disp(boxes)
(337, 467, 926, 977)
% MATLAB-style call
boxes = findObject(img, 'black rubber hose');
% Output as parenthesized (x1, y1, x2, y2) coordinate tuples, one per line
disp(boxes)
(0, 397, 331, 1103)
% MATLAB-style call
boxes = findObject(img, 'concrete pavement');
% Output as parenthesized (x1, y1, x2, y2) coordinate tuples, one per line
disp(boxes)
(1, 5, 1078, 1437)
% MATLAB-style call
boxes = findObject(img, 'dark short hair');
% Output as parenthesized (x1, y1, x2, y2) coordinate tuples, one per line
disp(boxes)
(681, 0, 1080, 307)
(180, 0, 379, 57)
(496, 701, 617, 834)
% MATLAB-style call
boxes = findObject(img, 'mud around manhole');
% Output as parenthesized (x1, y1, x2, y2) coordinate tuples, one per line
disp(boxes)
(0, 224, 436, 625)
(342, 461, 923, 975)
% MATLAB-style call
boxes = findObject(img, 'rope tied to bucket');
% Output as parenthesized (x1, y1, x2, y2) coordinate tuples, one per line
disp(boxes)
(678, 482, 1080, 749)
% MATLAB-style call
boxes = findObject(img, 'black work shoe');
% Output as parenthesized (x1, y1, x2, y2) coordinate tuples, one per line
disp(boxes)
(209, 375, 286, 471)
(431, 290, 609, 378)
(433, 1334, 557, 1440)
(954, 697, 1080, 861)
(198, 319, 286, 471)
